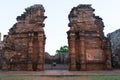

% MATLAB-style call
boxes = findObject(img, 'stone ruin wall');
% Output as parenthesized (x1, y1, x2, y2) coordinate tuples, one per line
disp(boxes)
(67, 4, 112, 70)
(0, 4, 113, 71)
(107, 29, 120, 68)
(2, 4, 46, 71)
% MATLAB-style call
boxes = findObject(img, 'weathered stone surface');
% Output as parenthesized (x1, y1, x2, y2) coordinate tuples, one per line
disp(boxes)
(45, 52, 53, 64)
(67, 4, 112, 70)
(2, 4, 46, 71)
(0, 38, 5, 69)
(107, 29, 120, 68)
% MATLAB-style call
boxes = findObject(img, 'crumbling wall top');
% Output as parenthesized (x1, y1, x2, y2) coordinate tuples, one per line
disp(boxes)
(9, 4, 47, 34)
(16, 4, 46, 21)
(25, 4, 45, 13)
(77, 4, 93, 10)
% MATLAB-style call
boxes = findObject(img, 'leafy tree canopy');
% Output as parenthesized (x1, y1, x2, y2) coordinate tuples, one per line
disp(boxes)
(56, 45, 68, 54)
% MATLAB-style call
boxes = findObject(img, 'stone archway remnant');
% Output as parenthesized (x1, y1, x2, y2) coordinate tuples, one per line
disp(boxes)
(2, 4, 112, 71)
(67, 4, 112, 70)
(2, 4, 46, 71)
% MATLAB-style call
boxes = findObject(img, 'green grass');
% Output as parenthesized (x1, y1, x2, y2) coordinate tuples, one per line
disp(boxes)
(0, 75, 120, 80)
(0, 75, 34, 80)
(88, 75, 120, 80)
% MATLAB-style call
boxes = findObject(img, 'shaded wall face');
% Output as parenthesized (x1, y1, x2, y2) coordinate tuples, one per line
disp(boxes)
(107, 30, 120, 69)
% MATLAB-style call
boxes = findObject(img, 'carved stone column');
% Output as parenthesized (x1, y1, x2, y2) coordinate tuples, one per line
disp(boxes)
(104, 39, 112, 70)
(69, 32, 76, 70)
(37, 33, 44, 70)
(28, 33, 33, 71)
(79, 33, 86, 70)
(106, 49, 112, 70)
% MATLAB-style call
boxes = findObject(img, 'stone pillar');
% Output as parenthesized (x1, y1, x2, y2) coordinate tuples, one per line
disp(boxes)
(28, 33, 33, 71)
(106, 49, 112, 70)
(37, 33, 44, 70)
(76, 38, 81, 70)
(69, 33, 76, 71)
(105, 40, 112, 70)
(79, 33, 86, 70)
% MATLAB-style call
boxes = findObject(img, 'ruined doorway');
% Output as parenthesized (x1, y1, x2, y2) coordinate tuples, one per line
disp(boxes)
(2, 4, 112, 71)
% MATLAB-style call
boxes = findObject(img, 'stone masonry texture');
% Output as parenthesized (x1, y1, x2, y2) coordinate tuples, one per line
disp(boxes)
(67, 4, 112, 70)
(2, 4, 46, 71)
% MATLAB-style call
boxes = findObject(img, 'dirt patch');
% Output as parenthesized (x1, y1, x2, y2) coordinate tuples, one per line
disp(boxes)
(34, 76, 89, 80)
(81, 76, 88, 80)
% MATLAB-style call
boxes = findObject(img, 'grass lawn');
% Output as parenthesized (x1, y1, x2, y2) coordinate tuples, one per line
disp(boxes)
(0, 75, 120, 80)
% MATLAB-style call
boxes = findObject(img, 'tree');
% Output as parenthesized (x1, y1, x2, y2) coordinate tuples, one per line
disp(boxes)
(56, 45, 68, 54)
(56, 45, 68, 64)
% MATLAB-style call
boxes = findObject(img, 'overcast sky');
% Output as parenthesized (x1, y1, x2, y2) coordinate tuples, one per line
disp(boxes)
(0, 0, 120, 55)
